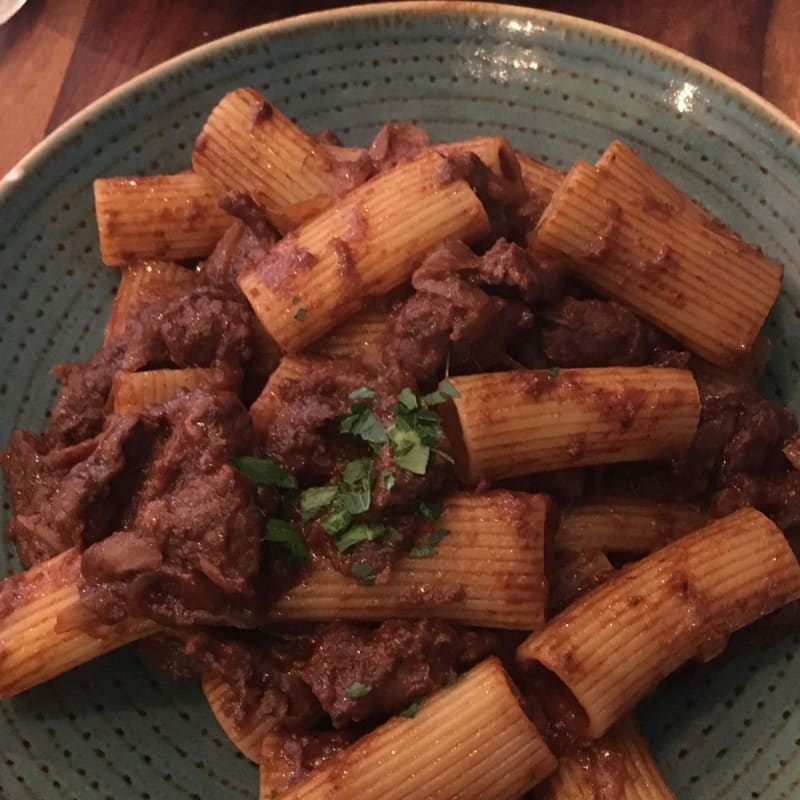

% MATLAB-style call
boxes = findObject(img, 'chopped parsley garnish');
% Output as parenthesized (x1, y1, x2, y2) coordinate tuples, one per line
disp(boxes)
(349, 387, 378, 402)
(408, 527, 450, 559)
(418, 498, 443, 520)
(294, 307, 306, 321)
(337, 458, 374, 514)
(322, 508, 352, 535)
(398, 699, 423, 718)
(351, 561, 376, 585)
(387, 386, 454, 476)
(336, 523, 388, 553)
(422, 379, 460, 406)
(381, 470, 396, 491)
(232, 456, 298, 490)
(345, 681, 372, 699)
(339, 389, 388, 447)
(303, 459, 389, 553)
(300, 485, 339, 522)
(396, 386, 418, 411)
(547, 366, 560, 378)
(262, 518, 309, 562)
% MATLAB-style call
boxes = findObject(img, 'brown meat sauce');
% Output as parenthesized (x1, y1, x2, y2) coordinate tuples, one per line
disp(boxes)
(3, 130, 800, 771)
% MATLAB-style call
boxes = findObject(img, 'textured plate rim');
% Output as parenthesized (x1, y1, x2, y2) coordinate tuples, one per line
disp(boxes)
(2, 0, 800, 199)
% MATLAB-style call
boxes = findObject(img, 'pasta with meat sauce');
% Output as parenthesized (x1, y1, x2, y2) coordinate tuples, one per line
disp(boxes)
(2, 88, 800, 799)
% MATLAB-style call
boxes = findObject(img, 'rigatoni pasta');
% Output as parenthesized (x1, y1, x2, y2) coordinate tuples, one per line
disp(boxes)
(556, 498, 709, 555)
(0, 549, 159, 699)
(442, 367, 700, 483)
(533, 141, 783, 367)
(309, 309, 387, 369)
(276, 657, 557, 800)
(104, 258, 197, 342)
(193, 88, 346, 232)
(237, 150, 489, 352)
(536, 717, 676, 800)
(518, 508, 800, 738)
(203, 671, 274, 763)
(268, 491, 550, 630)
(94, 172, 232, 265)
(111, 367, 241, 414)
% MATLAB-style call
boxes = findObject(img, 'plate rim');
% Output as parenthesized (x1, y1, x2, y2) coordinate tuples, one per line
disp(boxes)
(2, 0, 800, 196)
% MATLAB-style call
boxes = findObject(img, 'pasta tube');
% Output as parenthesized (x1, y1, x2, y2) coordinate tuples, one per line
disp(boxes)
(547, 550, 615, 614)
(436, 136, 526, 200)
(111, 367, 241, 414)
(260, 733, 293, 799)
(544, 545, 674, 799)
(309, 309, 387, 369)
(193, 88, 344, 232)
(442, 367, 700, 483)
(556, 498, 709, 555)
(536, 717, 675, 800)
(249, 356, 317, 439)
(517, 508, 800, 738)
(277, 657, 557, 800)
(94, 172, 232, 266)
(237, 151, 489, 352)
(268, 491, 550, 631)
(517, 152, 563, 203)
(0, 549, 159, 699)
(533, 142, 783, 367)
(203, 671, 274, 763)
(104, 258, 197, 343)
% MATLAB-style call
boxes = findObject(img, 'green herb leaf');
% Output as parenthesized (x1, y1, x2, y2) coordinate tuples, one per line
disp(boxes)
(547, 366, 560, 378)
(351, 562, 376, 585)
(339, 407, 387, 445)
(423, 379, 461, 405)
(393, 444, 430, 475)
(349, 387, 378, 402)
(232, 456, 298, 489)
(342, 458, 373, 486)
(381, 470, 396, 491)
(294, 307, 306, 321)
(345, 681, 372, 699)
(336, 523, 387, 553)
(408, 527, 450, 559)
(322, 508, 353, 535)
(397, 387, 418, 411)
(338, 488, 371, 515)
(262, 518, 309, 562)
(418, 498, 443, 520)
(398, 699, 423, 718)
(300, 485, 338, 522)
(337, 458, 373, 513)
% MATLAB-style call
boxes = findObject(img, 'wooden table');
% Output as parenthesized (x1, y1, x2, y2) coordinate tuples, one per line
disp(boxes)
(1, 0, 799, 176)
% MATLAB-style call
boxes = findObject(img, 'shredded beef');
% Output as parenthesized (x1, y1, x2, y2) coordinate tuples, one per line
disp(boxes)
(381, 240, 559, 384)
(541, 297, 672, 367)
(368, 122, 430, 169)
(299, 620, 497, 728)
(259, 360, 377, 482)
(79, 389, 265, 627)
(1, 417, 158, 567)
(200, 220, 277, 289)
(41, 285, 255, 450)
(672, 391, 796, 498)
(218, 193, 279, 242)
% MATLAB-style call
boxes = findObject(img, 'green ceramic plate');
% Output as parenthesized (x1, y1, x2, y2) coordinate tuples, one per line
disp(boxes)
(1, 3, 799, 798)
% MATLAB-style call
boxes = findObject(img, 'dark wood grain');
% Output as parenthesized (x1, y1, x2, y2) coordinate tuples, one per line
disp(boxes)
(1, 0, 798, 176)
